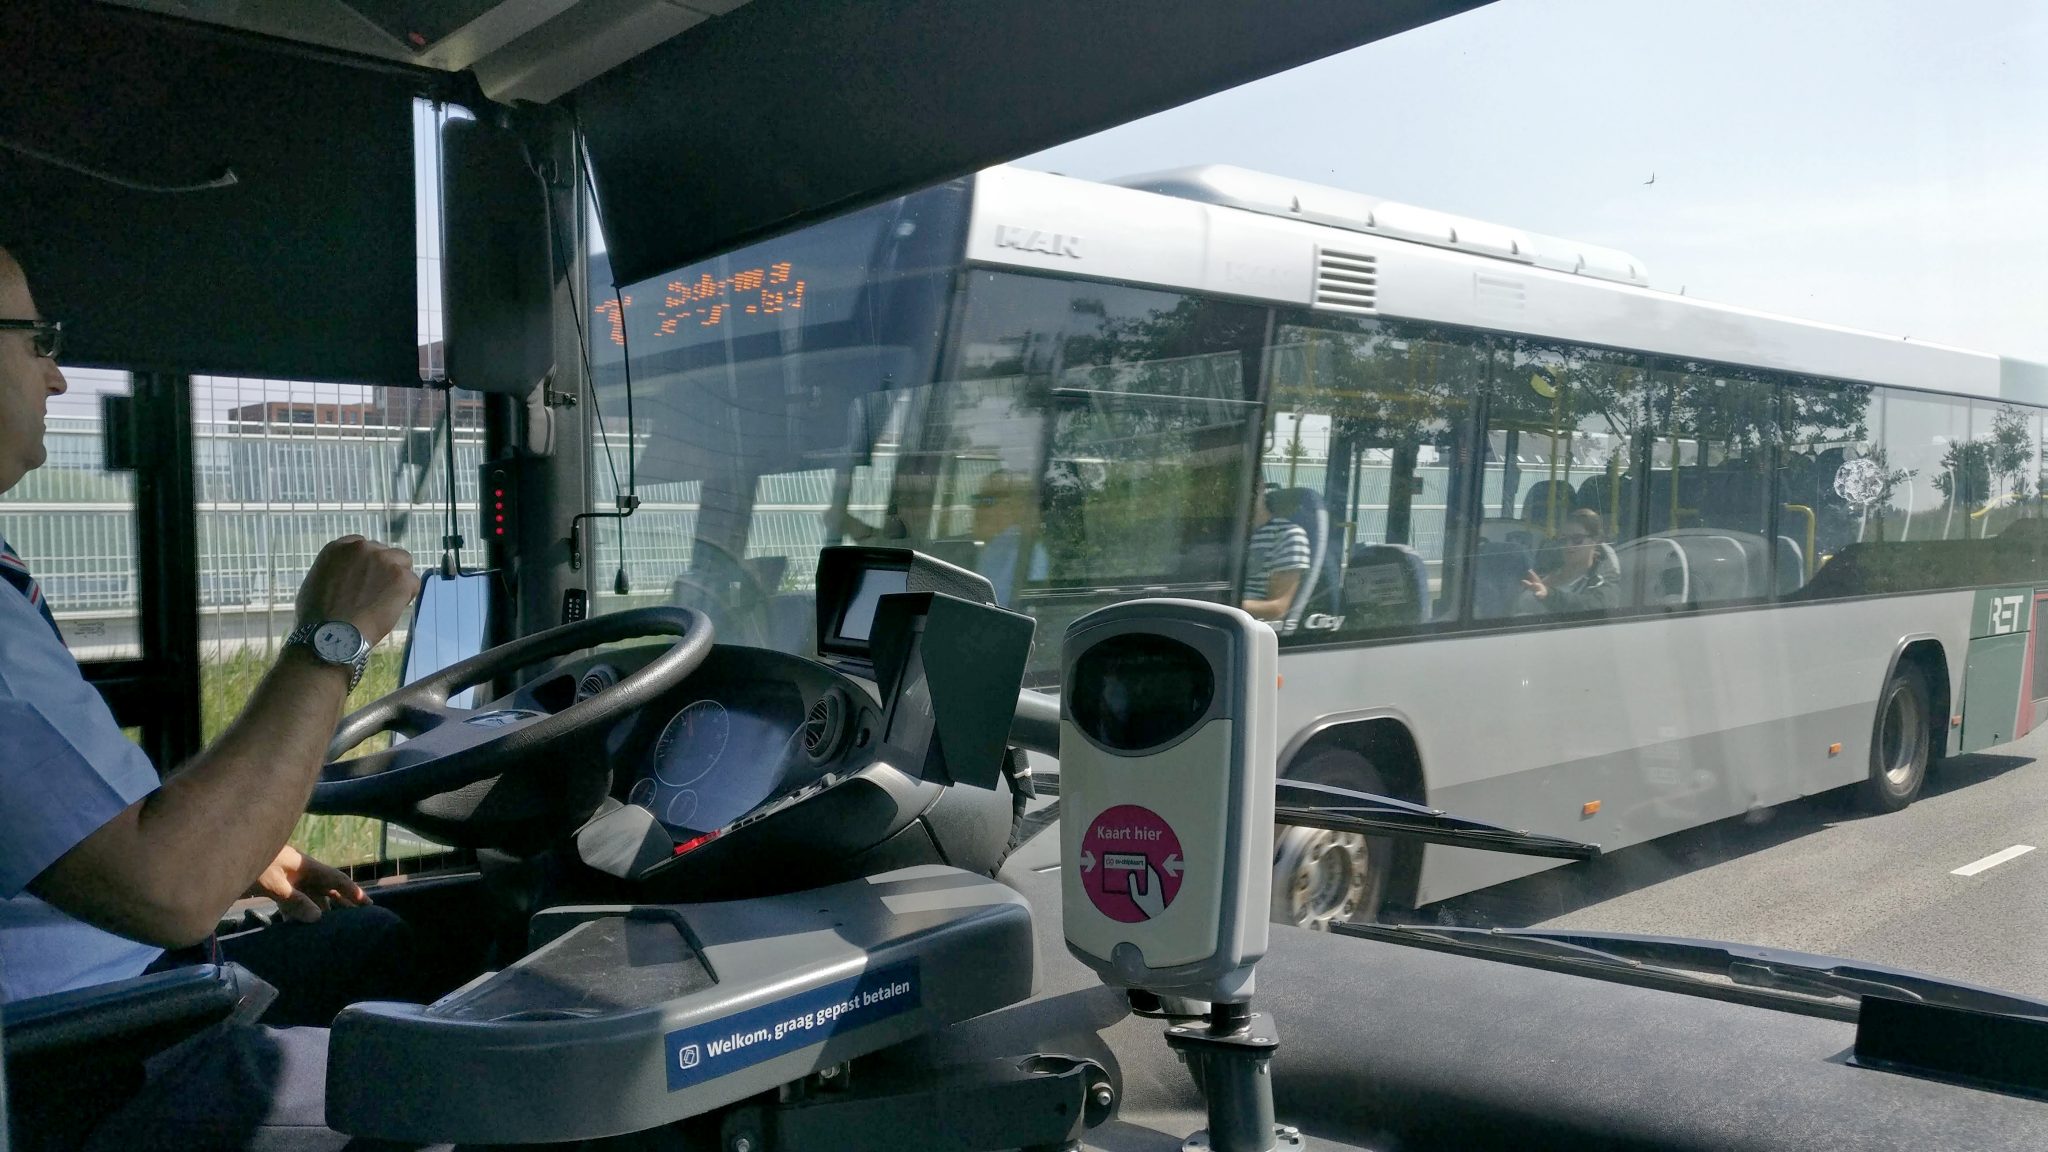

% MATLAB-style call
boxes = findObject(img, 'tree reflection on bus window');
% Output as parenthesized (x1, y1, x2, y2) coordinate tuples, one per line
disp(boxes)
(1479, 342, 1645, 618)
(929, 271, 1266, 674)
(1265, 315, 1486, 634)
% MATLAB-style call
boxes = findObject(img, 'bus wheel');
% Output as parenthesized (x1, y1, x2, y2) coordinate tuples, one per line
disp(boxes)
(1272, 751, 1391, 929)
(1861, 666, 1932, 813)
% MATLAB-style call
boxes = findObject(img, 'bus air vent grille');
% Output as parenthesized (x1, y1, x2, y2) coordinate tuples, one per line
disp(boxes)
(1315, 250, 1378, 314)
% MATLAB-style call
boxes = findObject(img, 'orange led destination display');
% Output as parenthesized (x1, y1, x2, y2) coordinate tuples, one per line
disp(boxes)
(596, 261, 807, 345)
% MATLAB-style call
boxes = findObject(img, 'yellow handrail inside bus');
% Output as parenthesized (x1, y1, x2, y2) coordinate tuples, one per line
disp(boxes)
(1781, 503, 1816, 579)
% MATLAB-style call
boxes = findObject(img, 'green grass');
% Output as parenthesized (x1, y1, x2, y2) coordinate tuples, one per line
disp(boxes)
(200, 645, 421, 868)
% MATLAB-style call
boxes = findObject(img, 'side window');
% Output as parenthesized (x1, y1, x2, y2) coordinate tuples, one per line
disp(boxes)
(1870, 388, 1977, 543)
(1794, 386, 2048, 600)
(0, 368, 141, 660)
(1478, 340, 1645, 619)
(1637, 361, 1780, 605)
(1778, 377, 1877, 593)
(191, 376, 476, 868)
(1265, 315, 1486, 637)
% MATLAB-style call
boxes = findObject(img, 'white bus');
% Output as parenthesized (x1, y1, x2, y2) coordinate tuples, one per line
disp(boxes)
(591, 164, 2048, 926)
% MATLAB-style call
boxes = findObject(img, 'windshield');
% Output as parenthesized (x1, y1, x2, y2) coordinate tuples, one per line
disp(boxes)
(595, 1, 2048, 1007)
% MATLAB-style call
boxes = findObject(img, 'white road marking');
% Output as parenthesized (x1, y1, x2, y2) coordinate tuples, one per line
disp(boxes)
(1951, 845, 2037, 877)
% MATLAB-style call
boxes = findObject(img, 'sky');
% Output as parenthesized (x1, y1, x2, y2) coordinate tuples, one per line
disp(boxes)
(1023, 0, 2048, 362)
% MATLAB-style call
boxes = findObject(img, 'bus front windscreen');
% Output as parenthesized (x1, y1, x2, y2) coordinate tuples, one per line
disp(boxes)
(586, 179, 971, 651)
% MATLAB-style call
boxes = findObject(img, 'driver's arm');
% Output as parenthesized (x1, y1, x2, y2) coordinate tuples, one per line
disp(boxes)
(29, 537, 418, 949)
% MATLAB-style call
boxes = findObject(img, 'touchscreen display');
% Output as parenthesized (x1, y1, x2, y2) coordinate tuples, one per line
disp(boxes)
(838, 566, 907, 643)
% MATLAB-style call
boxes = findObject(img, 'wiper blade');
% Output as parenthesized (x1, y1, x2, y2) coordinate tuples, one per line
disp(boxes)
(1361, 924, 2048, 1019)
(1274, 779, 1600, 861)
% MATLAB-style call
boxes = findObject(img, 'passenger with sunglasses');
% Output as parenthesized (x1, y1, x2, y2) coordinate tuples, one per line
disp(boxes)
(1518, 507, 1617, 615)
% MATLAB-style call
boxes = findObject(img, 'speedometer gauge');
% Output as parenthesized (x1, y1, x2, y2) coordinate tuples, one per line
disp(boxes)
(654, 700, 730, 789)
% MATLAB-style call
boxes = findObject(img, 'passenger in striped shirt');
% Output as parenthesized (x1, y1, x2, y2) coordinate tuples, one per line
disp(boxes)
(1241, 485, 1311, 622)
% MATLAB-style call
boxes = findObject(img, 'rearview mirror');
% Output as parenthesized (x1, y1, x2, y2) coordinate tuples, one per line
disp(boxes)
(402, 572, 489, 707)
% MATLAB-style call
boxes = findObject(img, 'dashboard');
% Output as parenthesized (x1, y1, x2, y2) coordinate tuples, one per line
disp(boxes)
(551, 644, 884, 839)
(634, 696, 797, 833)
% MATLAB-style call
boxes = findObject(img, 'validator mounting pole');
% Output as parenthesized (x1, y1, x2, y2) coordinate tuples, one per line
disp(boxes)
(1059, 599, 1300, 1152)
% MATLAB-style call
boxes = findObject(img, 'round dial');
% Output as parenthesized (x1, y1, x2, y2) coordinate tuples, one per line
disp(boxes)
(664, 790, 699, 827)
(626, 778, 658, 810)
(654, 700, 730, 789)
(311, 621, 363, 663)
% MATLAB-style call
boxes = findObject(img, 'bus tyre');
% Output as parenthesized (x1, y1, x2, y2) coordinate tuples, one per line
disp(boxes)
(1272, 751, 1391, 930)
(1861, 666, 1932, 813)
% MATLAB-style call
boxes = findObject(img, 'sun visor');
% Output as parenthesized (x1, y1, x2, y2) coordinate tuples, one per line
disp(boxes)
(0, 0, 423, 385)
(574, 0, 1488, 286)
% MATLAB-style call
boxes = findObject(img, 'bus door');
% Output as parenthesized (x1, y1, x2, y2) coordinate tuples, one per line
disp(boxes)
(924, 271, 1269, 682)
(1264, 314, 1488, 636)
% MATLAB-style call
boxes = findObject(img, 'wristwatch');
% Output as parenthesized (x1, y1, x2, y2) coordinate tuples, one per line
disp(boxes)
(285, 620, 371, 692)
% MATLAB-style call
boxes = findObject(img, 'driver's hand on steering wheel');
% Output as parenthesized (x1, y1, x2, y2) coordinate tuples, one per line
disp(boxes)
(247, 844, 372, 923)
(295, 535, 421, 646)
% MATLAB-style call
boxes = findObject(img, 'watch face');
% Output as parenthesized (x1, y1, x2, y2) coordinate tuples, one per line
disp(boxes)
(312, 622, 364, 663)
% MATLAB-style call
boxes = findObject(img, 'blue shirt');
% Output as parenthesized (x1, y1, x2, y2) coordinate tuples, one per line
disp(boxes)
(977, 527, 1049, 609)
(0, 535, 163, 1002)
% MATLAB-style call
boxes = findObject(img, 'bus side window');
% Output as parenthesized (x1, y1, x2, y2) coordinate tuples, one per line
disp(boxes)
(1639, 364, 1780, 605)
(1478, 342, 1643, 619)
(1265, 316, 1485, 637)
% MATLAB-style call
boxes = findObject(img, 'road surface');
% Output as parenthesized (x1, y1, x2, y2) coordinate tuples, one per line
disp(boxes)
(1425, 728, 2048, 1001)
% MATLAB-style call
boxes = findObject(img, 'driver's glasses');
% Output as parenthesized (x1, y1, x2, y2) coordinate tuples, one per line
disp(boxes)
(0, 320, 62, 360)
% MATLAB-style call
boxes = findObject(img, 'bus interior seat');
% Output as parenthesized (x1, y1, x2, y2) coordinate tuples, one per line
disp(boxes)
(1775, 535, 1807, 593)
(1472, 537, 1535, 618)
(1267, 487, 1334, 632)
(1614, 536, 1689, 606)
(1577, 473, 1632, 527)
(1632, 531, 1758, 602)
(1519, 479, 1576, 530)
(1343, 544, 1430, 628)
(1662, 529, 1784, 600)
(1685, 534, 1753, 602)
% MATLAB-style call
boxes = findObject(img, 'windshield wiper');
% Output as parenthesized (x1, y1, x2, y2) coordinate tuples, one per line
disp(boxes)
(1349, 923, 2048, 1021)
(1003, 696, 1599, 862)
(1274, 779, 1600, 861)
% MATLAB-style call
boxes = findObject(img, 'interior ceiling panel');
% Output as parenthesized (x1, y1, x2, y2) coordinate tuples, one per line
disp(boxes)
(576, 0, 1491, 286)
(2, 0, 420, 383)
(92, 0, 755, 94)
(39, 0, 1493, 377)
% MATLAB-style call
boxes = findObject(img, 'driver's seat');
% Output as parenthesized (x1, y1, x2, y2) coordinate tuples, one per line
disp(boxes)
(3, 964, 273, 1152)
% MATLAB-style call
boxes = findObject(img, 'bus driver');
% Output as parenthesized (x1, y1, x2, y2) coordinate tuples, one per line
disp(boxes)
(0, 244, 429, 1148)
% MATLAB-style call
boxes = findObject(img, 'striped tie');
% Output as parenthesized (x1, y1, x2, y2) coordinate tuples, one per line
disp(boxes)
(0, 541, 64, 643)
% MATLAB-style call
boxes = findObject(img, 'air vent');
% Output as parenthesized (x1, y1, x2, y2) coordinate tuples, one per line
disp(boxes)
(1475, 273, 1527, 315)
(802, 690, 849, 762)
(576, 665, 619, 702)
(1315, 249, 1377, 314)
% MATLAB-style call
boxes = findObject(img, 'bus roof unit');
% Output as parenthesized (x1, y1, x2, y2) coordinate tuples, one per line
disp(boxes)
(1111, 164, 1650, 288)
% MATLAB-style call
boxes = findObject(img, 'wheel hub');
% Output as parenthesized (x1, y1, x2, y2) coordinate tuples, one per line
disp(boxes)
(1272, 825, 1370, 930)
(1879, 686, 1923, 788)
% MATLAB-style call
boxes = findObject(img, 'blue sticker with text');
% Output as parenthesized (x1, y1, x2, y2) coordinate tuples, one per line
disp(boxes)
(664, 961, 922, 1092)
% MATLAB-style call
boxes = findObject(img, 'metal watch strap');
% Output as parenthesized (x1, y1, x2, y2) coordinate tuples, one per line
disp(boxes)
(286, 622, 368, 692)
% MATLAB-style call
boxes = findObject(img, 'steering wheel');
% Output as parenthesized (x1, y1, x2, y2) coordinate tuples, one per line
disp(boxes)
(308, 607, 712, 838)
